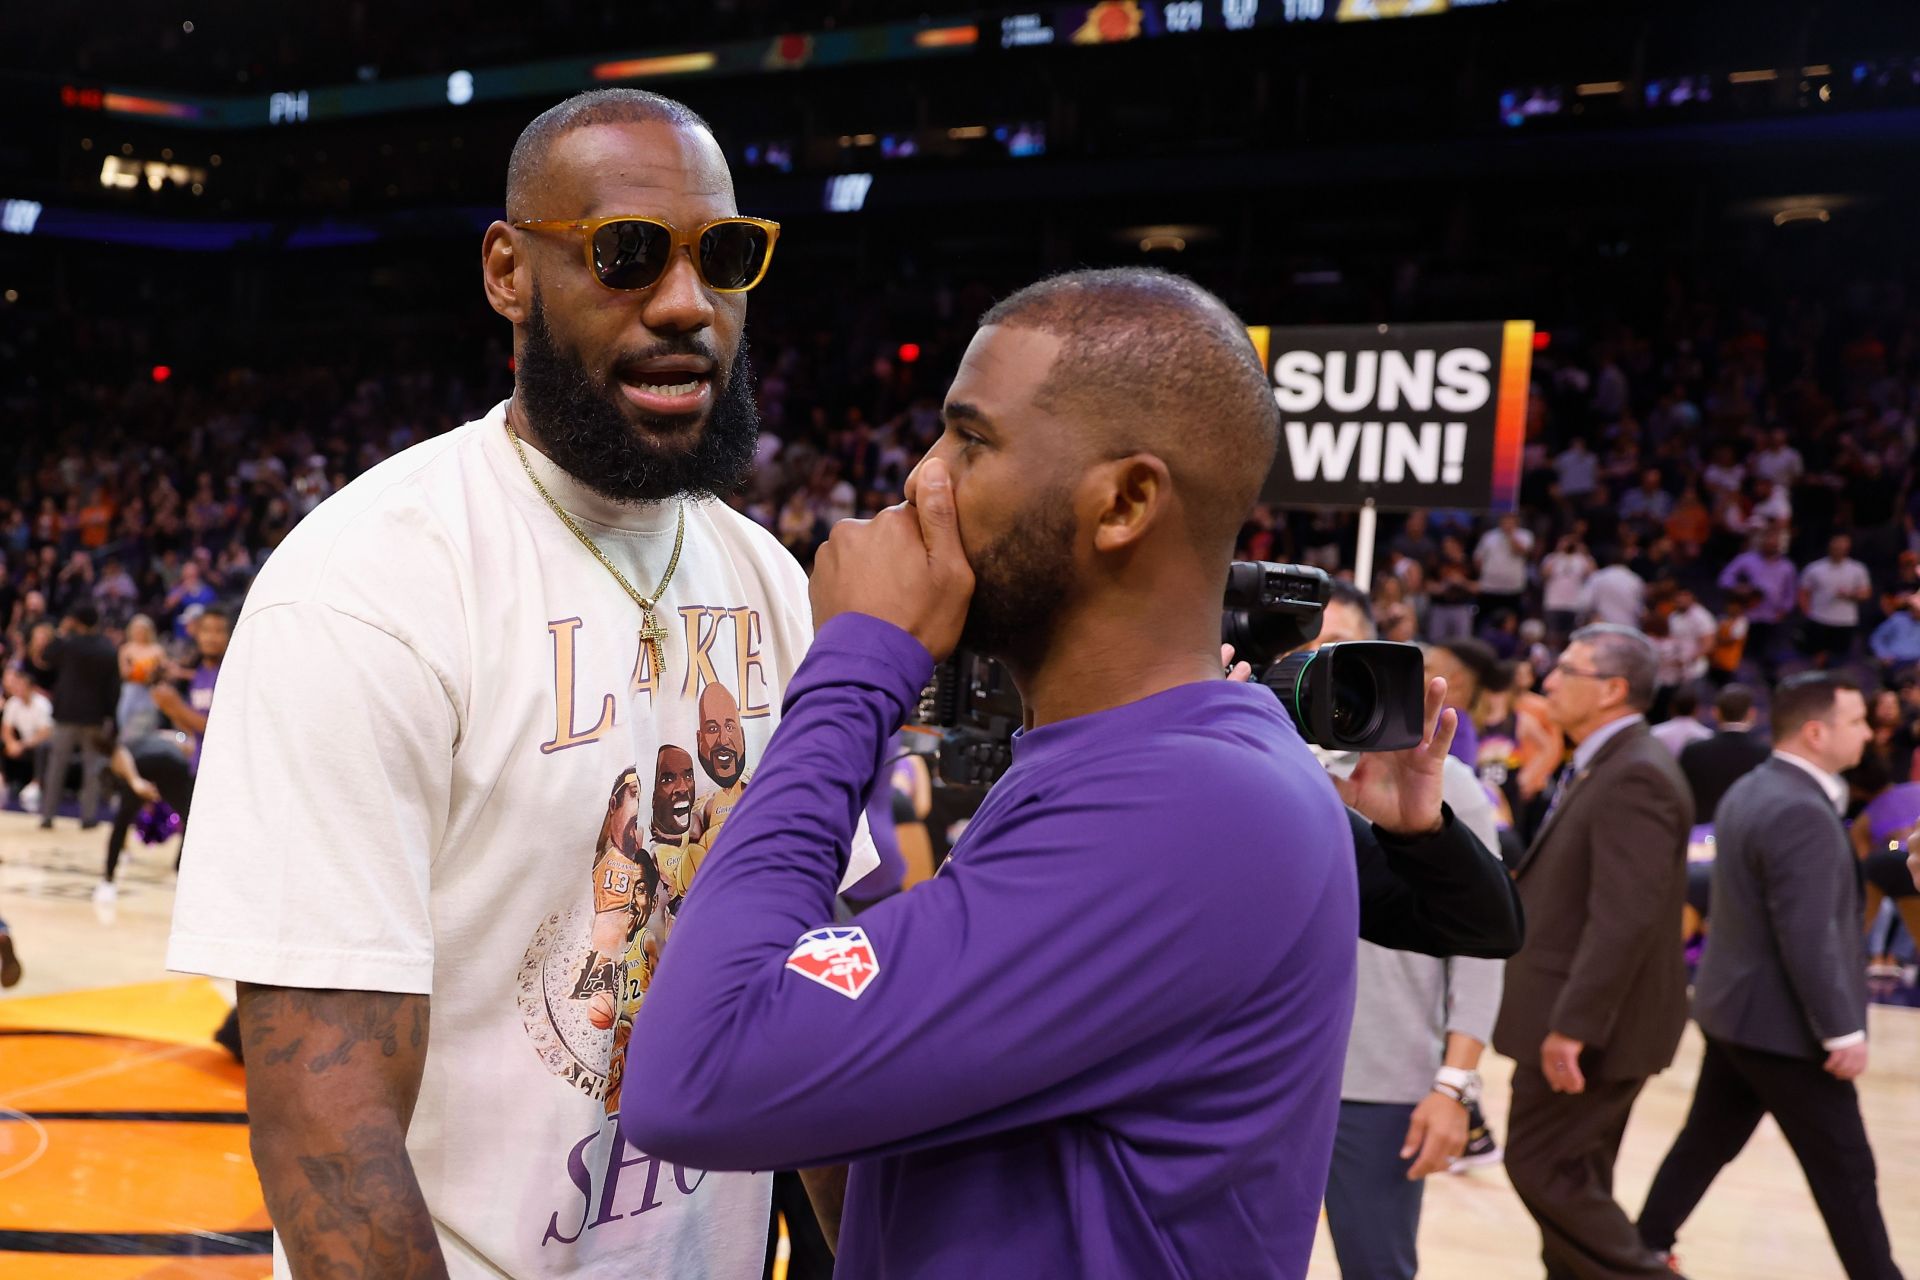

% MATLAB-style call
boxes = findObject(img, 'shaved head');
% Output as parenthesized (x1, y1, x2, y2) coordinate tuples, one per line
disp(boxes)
(506, 88, 711, 220)
(978, 268, 1278, 553)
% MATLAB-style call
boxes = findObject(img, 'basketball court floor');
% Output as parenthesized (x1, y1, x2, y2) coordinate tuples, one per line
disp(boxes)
(2, 807, 1916, 1279)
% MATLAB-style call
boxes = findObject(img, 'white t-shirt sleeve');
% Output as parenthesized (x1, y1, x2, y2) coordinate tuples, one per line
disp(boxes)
(167, 600, 457, 995)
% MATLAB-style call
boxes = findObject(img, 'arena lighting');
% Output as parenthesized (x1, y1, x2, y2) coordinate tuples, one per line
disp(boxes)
(591, 52, 717, 80)
(1575, 81, 1627, 96)
(104, 92, 202, 119)
(447, 70, 475, 105)
(947, 125, 989, 139)
(1139, 234, 1186, 252)
(1533, 330, 1552, 351)
(897, 343, 922, 363)
(1728, 69, 1780, 84)
(1803, 65, 1833, 76)
(913, 25, 979, 47)
(151, 365, 172, 383)
(0, 200, 42, 235)
(824, 173, 874, 213)
(1773, 207, 1830, 226)
(3, 290, 17, 303)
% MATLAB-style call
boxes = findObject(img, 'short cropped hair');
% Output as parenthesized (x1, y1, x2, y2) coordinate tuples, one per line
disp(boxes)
(1714, 683, 1754, 724)
(506, 89, 712, 218)
(1771, 672, 1860, 744)
(979, 268, 1278, 554)
(1570, 623, 1658, 711)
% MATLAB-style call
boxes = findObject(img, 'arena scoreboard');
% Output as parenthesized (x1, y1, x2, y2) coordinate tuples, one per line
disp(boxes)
(55, 1, 1509, 130)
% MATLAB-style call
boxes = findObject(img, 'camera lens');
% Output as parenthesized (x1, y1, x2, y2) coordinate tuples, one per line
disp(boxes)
(1329, 653, 1379, 739)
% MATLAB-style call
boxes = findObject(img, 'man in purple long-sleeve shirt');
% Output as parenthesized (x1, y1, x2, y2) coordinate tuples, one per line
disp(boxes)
(625, 269, 1455, 1277)
(1719, 529, 1797, 681)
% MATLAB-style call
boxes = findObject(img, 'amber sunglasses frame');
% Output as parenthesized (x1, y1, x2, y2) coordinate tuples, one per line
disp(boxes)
(510, 215, 781, 293)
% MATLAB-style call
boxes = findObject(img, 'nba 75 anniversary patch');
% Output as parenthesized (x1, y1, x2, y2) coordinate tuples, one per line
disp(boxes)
(785, 926, 880, 999)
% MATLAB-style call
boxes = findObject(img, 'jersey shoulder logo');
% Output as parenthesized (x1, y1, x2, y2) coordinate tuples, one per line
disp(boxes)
(785, 926, 880, 1000)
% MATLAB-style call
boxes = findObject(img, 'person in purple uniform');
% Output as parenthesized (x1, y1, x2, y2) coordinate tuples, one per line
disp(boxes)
(622, 269, 1507, 1278)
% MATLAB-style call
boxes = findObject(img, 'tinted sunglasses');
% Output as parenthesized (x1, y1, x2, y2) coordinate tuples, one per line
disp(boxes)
(511, 215, 780, 293)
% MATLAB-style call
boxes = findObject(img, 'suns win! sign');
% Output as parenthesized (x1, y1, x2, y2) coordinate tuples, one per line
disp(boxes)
(1247, 322, 1534, 514)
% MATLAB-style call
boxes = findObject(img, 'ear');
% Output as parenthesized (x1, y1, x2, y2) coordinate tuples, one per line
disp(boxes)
(481, 221, 529, 325)
(1090, 454, 1171, 554)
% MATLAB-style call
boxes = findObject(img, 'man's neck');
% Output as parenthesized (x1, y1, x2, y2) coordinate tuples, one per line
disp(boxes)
(1725, 719, 1755, 733)
(1569, 707, 1637, 746)
(1775, 742, 1839, 778)
(1008, 589, 1224, 731)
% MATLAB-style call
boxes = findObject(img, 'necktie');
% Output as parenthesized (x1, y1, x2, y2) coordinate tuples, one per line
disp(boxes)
(1543, 763, 1584, 824)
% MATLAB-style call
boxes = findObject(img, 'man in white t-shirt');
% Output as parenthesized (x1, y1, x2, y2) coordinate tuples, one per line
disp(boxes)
(168, 89, 874, 1280)
(1473, 512, 1534, 618)
(1665, 587, 1718, 685)
(1748, 427, 1804, 489)
(1, 665, 54, 806)
(1540, 535, 1595, 642)
(1584, 561, 1646, 628)
(1798, 534, 1873, 669)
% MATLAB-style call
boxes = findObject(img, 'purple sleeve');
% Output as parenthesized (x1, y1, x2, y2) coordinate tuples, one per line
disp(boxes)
(620, 615, 1329, 1172)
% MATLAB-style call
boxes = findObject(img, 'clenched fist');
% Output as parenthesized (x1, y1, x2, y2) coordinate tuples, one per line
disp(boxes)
(811, 456, 975, 661)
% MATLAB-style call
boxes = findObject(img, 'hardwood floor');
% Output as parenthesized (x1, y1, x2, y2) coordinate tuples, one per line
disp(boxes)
(3, 808, 1916, 1278)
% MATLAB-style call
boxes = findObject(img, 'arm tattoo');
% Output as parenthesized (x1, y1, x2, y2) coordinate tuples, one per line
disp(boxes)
(239, 986, 447, 1280)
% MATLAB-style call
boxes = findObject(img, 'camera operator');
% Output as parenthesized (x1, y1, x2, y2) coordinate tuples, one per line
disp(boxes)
(1304, 583, 1507, 1280)
(623, 269, 1518, 1278)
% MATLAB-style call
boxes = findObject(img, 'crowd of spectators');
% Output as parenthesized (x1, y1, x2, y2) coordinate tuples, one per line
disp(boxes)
(8, 275, 1920, 821)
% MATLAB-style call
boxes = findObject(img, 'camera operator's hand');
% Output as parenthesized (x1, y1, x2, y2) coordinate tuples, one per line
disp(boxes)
(811, 457, 974, 661)
(1330, 677, 1457, 837)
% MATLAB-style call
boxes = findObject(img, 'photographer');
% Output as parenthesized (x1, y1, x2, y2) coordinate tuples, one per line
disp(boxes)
(623, 269, 1519, 1278)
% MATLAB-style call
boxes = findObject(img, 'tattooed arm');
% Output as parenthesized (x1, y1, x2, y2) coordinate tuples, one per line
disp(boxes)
(238, 984, 448, 1280)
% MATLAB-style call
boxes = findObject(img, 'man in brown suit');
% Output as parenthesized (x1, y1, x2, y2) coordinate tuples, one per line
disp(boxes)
(1494, 623, 1694, 1279)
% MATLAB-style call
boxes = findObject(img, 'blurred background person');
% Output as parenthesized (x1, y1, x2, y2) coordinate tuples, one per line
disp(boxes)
(1495, 625, 1694, 1280)
(1639, 675, 1904, 1280)
(1679, 684, 1770, 824)
(35, 602, 119, 830)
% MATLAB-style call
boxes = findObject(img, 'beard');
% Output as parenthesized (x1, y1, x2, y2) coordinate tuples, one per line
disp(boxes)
(957, 489, 1078, 670)
(513, 289, 760, 504)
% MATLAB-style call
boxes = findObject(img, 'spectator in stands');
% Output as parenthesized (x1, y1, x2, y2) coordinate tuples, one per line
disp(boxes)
(1390, 510, 1438, 573)
(1871, 600, 1920, 676)
(1, 665, 53, 809)
(164, 561, 217, 636)
(1720, 530, 1798, 682)
(116, 614, 167, 739)
(1799, 535, 1874, 670)
(35, 602, 121, 829)
(1852, 780, 1920, 982)
(1427, 536, 1478, 641)
(1473, 511, 1533, 620)
(1620, 468, 1673, 536)
(1680, 684, 1770, 822)
(1666, 588, 1717, 688)
(1424, 637, 1504, 771)
(1665, 487, 1713, 561)
(1553, 436, 1600, 502)
(1585, 557, 1646, 629)
(1653, 685, 1713, 755)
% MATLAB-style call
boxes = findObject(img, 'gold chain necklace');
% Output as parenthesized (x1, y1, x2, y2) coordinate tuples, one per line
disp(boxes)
(506, 413, 685, 679)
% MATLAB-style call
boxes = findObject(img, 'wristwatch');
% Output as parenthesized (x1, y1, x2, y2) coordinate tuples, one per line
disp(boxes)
(1432, 1066, 1481, 1108)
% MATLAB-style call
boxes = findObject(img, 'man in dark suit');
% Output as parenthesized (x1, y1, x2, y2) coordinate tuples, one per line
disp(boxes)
(1639, 674, 1905, 1279)
(1677, 683, 1769, 823)
(1494, 624, 1694, 1279)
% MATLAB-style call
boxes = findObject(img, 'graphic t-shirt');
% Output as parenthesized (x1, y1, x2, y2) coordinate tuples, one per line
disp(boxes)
(168, 400, 876, 1279)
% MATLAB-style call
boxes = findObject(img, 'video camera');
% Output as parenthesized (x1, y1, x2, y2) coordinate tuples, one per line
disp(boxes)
(912, 561, 1429, 790)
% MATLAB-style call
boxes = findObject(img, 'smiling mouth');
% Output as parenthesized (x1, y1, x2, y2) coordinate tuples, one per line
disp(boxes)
(714, 748, 737, 771)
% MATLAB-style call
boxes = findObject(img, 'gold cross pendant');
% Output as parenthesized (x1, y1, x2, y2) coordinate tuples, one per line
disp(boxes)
(638, 610, 670, 680)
